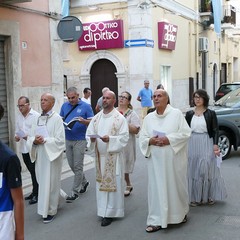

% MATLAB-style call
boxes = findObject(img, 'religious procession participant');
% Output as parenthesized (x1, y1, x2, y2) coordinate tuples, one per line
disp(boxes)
(185, 89, 227, 206)
(139, 89, 191, 232)
(15, 96, 40, 205)
(60, 87, 94, 202)
(27, 93, 65, 224)
(86, 90, 129, 227)
(117, 91, 140, 197)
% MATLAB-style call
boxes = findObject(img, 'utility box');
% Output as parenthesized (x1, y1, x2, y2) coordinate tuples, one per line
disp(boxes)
(199, 37, 209, 52)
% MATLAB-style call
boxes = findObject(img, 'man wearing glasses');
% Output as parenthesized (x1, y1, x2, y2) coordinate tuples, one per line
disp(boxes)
(15, 96, 40, 205)
(27, 93, 65, 223)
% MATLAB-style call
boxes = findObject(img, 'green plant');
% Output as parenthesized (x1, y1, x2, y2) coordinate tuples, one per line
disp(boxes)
(205, 0, 212, 12)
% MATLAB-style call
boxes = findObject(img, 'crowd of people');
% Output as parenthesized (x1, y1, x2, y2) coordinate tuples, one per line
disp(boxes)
(0, 84, 228, 239)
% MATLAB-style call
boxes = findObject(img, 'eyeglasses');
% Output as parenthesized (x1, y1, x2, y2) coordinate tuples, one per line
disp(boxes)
(17, 103, 29, 108)
(193, 96, 202, 100)
(118, 95, 128, 100)
(37, 115, 49, 126)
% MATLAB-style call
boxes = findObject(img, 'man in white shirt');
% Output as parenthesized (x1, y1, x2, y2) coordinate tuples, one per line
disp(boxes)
(15, 96, 40, 205)
(81, 87, 92, 104)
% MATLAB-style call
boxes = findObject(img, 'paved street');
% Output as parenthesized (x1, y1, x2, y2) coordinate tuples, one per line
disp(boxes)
(23, 142, 240, 240)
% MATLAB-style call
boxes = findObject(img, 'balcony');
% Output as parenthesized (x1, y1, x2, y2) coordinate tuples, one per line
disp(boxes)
(0, 0, 32, 3)
(222, 4, 236, 29)
(199, 0, 213, 28)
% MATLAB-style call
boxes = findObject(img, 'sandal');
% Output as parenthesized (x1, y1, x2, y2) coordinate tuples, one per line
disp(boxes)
(208, 199, 215, 205)
(124, 186, 133, 197)
(146, 225, 162, 233)
(190, 202, 201, 207)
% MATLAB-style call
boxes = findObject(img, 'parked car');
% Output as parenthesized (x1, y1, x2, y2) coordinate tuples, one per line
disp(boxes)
(215, 82, 240, 101)
(212, 87, 240, 159)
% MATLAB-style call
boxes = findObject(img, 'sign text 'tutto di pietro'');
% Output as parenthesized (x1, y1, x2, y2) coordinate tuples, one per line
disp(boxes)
(78, 20, 124, 51)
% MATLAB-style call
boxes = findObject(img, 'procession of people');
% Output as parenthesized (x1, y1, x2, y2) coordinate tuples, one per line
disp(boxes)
(0, 86, 229, 240)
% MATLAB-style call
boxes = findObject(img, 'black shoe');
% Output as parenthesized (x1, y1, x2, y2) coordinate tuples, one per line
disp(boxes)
(80, 181, 90, 194)
(182, 215, 188, 223)
(43, 215, 55, 224)
(66, 194, 79, 203)
(25, 193, 33, 200)
(29, 196, 38, 205)
(101, 217, 113, 227)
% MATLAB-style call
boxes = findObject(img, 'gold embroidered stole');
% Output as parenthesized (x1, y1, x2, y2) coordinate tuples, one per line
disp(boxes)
(93, 110, 122, 192)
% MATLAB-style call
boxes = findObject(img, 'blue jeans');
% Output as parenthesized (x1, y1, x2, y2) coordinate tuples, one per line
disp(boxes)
(65, 140, 87, 195)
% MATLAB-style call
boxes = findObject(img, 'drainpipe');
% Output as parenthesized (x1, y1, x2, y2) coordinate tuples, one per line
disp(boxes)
(195, 0, 200, 91)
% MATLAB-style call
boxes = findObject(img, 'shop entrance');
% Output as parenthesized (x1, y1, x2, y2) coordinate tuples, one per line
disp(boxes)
(90, 59, 118, 113)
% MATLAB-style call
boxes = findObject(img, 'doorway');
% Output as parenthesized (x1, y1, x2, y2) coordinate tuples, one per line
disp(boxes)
(90, 59, 118, 113)
(213, 63, 218, 97)
(0, 37, 9, 145)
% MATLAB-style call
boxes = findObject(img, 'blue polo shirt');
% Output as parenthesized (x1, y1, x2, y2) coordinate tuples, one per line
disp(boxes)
(60, 100, 94, 141)
(138, 87, 153, 107)
(0, 141, 22, 213)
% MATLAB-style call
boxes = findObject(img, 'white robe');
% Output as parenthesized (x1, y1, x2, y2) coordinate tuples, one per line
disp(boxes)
(27, 112, 65, 218)
(139, 105, 191, 228)
(121, 109, 141, 173)
(86, 108, 129, 218)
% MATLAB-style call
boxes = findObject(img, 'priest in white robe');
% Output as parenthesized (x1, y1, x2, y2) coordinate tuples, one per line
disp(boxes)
(27, 93, 65, 223)
(139, 89, 191, 232)
(86, 90, 129, 227)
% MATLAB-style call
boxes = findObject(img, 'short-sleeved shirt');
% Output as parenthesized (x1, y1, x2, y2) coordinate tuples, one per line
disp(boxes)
(60, 100, 94, 141)
(0, 141, 22, 238)
(138, 87, 153, 107)
(81, 97, 91, 105)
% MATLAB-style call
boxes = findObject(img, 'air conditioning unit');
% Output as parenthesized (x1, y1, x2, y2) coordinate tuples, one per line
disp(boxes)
(199, 37, 209, 52)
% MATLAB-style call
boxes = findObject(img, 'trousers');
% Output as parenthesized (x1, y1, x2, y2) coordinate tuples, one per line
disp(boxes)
(65, 140, 87, 195)
(22, 152, 39, 196)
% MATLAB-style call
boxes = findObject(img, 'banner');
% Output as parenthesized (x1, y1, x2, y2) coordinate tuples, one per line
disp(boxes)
(212, 0, 223, 37)
(158, 22, 178, 50)
(61, 0, 69, 18)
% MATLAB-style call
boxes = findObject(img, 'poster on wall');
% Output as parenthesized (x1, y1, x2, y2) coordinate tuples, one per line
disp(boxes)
(78, 20, 124, 51)
(158, 22, 178, 50)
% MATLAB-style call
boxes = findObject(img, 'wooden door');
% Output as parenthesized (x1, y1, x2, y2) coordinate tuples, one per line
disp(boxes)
(90, 59, 118, 113)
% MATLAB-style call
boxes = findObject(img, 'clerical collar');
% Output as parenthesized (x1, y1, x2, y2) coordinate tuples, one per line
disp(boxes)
(41, 110, 53, 116)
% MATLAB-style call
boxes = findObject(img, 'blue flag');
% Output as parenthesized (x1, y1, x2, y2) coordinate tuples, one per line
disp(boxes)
(212, 0, 222, 37)
(61, 0, 69, 18)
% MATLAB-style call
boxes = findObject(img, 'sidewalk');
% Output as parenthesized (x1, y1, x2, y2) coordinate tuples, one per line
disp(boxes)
(22, 151, 95, 196)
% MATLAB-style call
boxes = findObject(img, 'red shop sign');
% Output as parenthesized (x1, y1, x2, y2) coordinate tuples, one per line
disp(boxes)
(158, 22, 178, 50)
(78, 20, 124, 51)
